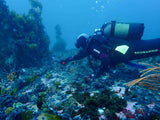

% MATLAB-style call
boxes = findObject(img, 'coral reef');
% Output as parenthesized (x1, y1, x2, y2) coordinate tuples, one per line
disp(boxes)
(0, 50, 160, 119)
(0, 0, 50, 71)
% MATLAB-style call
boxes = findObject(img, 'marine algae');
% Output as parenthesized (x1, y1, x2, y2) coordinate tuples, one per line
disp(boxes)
(72, 89, 127, 119)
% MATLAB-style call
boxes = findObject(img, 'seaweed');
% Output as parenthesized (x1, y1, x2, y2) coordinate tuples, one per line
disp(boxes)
(21, 111, 33, 120)
(37, 92, 46, 109)
(5, 107, 13, 114)
(0, 0, 50, 70)
(27, 73, 38, 84)
(72, 89, 127, 119)
(37, 113, 62, 120)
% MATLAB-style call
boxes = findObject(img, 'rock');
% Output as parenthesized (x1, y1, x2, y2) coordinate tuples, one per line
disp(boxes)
(0, 95, 16, 108)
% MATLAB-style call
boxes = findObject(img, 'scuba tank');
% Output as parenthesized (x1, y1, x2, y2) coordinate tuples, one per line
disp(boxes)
(101, 21, 144, 40)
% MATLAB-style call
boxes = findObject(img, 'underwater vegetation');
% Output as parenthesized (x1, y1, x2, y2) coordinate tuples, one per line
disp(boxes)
(0, 49, 160, 119)
(7, 72, 16, 87)
(125, 62, 160, 91)
(37, 92, 46, 109)
(45, 71, 52, 79)
(52, 24, 67, 52)
(37, 113, 62, 120)
(27, 72, 39, 84)
(72, 89, 127, 120)
(0, 0, 50, 71)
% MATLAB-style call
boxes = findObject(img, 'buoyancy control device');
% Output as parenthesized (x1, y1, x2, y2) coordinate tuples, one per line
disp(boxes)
(101, 21, 144, 40)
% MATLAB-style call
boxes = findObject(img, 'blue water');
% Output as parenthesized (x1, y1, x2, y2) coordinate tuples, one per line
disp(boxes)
(6, 0, 160, 49)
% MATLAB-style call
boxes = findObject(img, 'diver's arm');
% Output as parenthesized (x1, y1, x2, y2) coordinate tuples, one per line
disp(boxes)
(60, 49, 88, 64)
(69, 49, 88, 61)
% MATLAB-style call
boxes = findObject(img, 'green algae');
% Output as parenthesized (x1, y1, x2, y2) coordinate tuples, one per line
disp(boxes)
(72, 89, 127, 119)
(5, 107, 13, 114)
(37, 113, 62, 120)
(21, 111, 33, 120)
(45, 71, 52, 79)
(27, 73, 38, 84)
(37, 92, 46, 109)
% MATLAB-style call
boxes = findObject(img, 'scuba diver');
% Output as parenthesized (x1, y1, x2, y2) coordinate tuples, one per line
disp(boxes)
(60, 21, 160, 78)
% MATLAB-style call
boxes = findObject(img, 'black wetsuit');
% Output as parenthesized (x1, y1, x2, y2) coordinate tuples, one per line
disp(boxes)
(64, 35, 160, 76)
